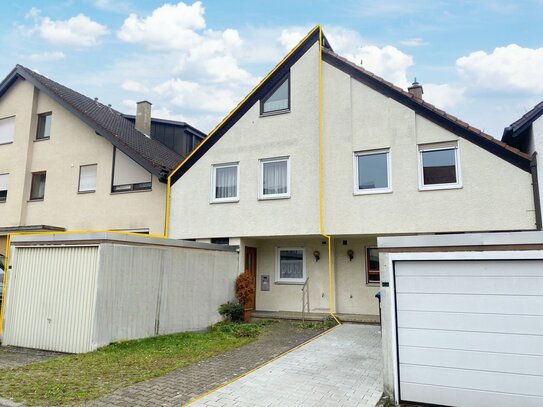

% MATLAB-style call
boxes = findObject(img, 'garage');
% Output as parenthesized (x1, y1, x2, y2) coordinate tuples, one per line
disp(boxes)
(378, 232, 543, 407)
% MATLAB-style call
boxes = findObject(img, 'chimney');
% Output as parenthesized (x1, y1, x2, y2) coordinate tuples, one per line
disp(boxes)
(136, 100, 152, 137)
(408, 78, 423, 100)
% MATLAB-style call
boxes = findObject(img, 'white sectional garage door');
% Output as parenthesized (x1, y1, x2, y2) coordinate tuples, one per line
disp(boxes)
(395, 260, 543, 407)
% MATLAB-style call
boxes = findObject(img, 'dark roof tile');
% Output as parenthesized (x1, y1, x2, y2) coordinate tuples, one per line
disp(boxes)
(10, 65, 183, 178)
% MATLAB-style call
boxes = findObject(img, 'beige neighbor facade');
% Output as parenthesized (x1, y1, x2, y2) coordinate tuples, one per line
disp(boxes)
(168, 27, 538, 319)
(0, 65, 198, 256)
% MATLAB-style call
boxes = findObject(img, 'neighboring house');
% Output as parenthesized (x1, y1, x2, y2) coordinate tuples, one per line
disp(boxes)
(0, 65, 203, 255)
(502, 101, 543, 228)
(167, 26, 537, 319)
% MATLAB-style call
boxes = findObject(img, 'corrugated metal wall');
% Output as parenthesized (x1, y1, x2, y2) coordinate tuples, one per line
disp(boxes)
(92, 244, 238, 347)
(2, 246, 99, 353)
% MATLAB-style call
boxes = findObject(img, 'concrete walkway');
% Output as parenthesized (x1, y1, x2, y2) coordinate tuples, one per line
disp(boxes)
(189, 324, 383, 407)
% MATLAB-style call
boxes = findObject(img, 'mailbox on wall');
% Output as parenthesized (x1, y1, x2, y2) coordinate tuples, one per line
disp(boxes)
(261, 275, 270, 291)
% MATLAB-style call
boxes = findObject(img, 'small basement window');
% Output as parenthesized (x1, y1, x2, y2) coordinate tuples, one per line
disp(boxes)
(261, 74, 290, 115)
(36, 113, 52, 140)
(0, 174, 8, 202)
(419, 144, 461, 190)
(276, 247, 306, 284)
(30, 172, 46, 200)
(366, 247, 380, 285)
(211, 237, 229, 245)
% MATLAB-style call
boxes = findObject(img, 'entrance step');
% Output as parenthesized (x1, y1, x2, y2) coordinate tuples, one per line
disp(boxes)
(252, 310, 380, 324)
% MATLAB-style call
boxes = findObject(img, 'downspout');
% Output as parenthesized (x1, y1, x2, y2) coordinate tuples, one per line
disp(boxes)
(531, 153, 542, 230)
(318, 26, 341, 325)
(0, 234, 11, 337)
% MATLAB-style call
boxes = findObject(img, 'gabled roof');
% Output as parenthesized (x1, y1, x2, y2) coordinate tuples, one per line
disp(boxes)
(322, 49, 532, 172)
(0, 65, 183, 180)
(502, 101, 543, 144)
(169, 26, 329, 184)
(169, 26, 532, 185)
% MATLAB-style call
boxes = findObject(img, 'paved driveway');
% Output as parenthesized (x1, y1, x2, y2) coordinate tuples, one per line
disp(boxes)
(189, 324, 383, 407)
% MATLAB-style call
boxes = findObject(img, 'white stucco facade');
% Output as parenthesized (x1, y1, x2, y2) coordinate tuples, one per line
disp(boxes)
(168, 35, 537, 316)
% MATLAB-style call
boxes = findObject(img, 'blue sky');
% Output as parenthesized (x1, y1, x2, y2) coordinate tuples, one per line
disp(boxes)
(1, 0, 542, 136)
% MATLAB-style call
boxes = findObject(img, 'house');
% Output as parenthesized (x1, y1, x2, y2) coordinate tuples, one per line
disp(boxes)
(502, 101, 543, 227)
(167, 25, 537, 321)
(0, 65, 204, 255)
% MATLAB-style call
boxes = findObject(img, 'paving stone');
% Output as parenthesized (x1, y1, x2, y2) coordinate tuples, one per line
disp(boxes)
(85, 321, 322, 406)
(191, 324, 383, 407)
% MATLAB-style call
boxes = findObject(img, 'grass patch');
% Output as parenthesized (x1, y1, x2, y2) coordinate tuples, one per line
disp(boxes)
(0, 322, 267, 406)
(297, 318, 337, 331)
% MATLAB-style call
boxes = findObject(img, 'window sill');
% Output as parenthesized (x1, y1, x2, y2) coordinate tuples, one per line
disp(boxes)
(210, 198, 240, 204)
(419, 184, 462, 191)
(366, 283, 380, 287)
(0, 141, 13, 146)
(354, 188, 392, 196)
(275, 280, 305, 285)
(260, 109, 290, 118)
(258, 194, 290, 201)
(28, 198, 44, 202)
(78, 190, 96, 194)
(34, 137, 50, 142)
(110, 189, 152, 195)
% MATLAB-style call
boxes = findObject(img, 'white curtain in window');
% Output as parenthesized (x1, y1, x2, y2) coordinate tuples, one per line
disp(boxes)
(215, 166, 237, 198)
(0, 174, 8, 191)
(79, 165, 97, 192)
(0, 117, 15, 144)
(279, 249, 303, 279)
(263, 160, 287, 195)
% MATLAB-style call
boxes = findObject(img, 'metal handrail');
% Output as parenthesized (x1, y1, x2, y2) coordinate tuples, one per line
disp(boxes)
(301, 277, 309, 322)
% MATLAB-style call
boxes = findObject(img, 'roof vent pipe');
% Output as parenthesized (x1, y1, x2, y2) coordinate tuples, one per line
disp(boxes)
(408, 78, 424, 100)
(136, 100, 152, 138)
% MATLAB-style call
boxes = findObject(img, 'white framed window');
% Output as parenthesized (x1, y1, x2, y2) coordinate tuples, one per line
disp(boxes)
(0, 173, 8, 203)
(0, 116, 15, 145)
(259, 157, 290, 199)
(79, 164, 97, 193)
(212, 162, 239, 203)
(261, 73, 290, 115)
(276, 247, 306, 284)
(418, 143, 461, 190)
(353, 149, 391, 195)
(365, 247, 380, 285)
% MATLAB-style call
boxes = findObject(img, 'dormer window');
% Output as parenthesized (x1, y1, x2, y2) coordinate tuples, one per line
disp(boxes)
(261, 73, 290, 115)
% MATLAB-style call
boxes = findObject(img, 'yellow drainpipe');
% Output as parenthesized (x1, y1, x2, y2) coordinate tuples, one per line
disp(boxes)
(318, 26, 341, 325)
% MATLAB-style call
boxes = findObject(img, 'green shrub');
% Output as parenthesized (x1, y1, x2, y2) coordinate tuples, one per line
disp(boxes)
(218, 301, 244, 322)
(211, 322, 261, 338)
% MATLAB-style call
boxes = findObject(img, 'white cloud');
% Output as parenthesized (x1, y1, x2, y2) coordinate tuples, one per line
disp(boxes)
(278, 25, 412, 88)
(399, 38, 428, 47)
(456, 44, 543, 94)
(21, 9, 109, 48)
(153, 78, 239, 113)
(423, 84, 466, 109)
(23, 51, 65, 62)
(345, 45, 414, 89)
(118, 1, 206, 50)
(121, 80, 149, 93)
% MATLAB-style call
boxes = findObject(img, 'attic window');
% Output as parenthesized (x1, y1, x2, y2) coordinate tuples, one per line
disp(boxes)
(261, 73, 290, 115)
